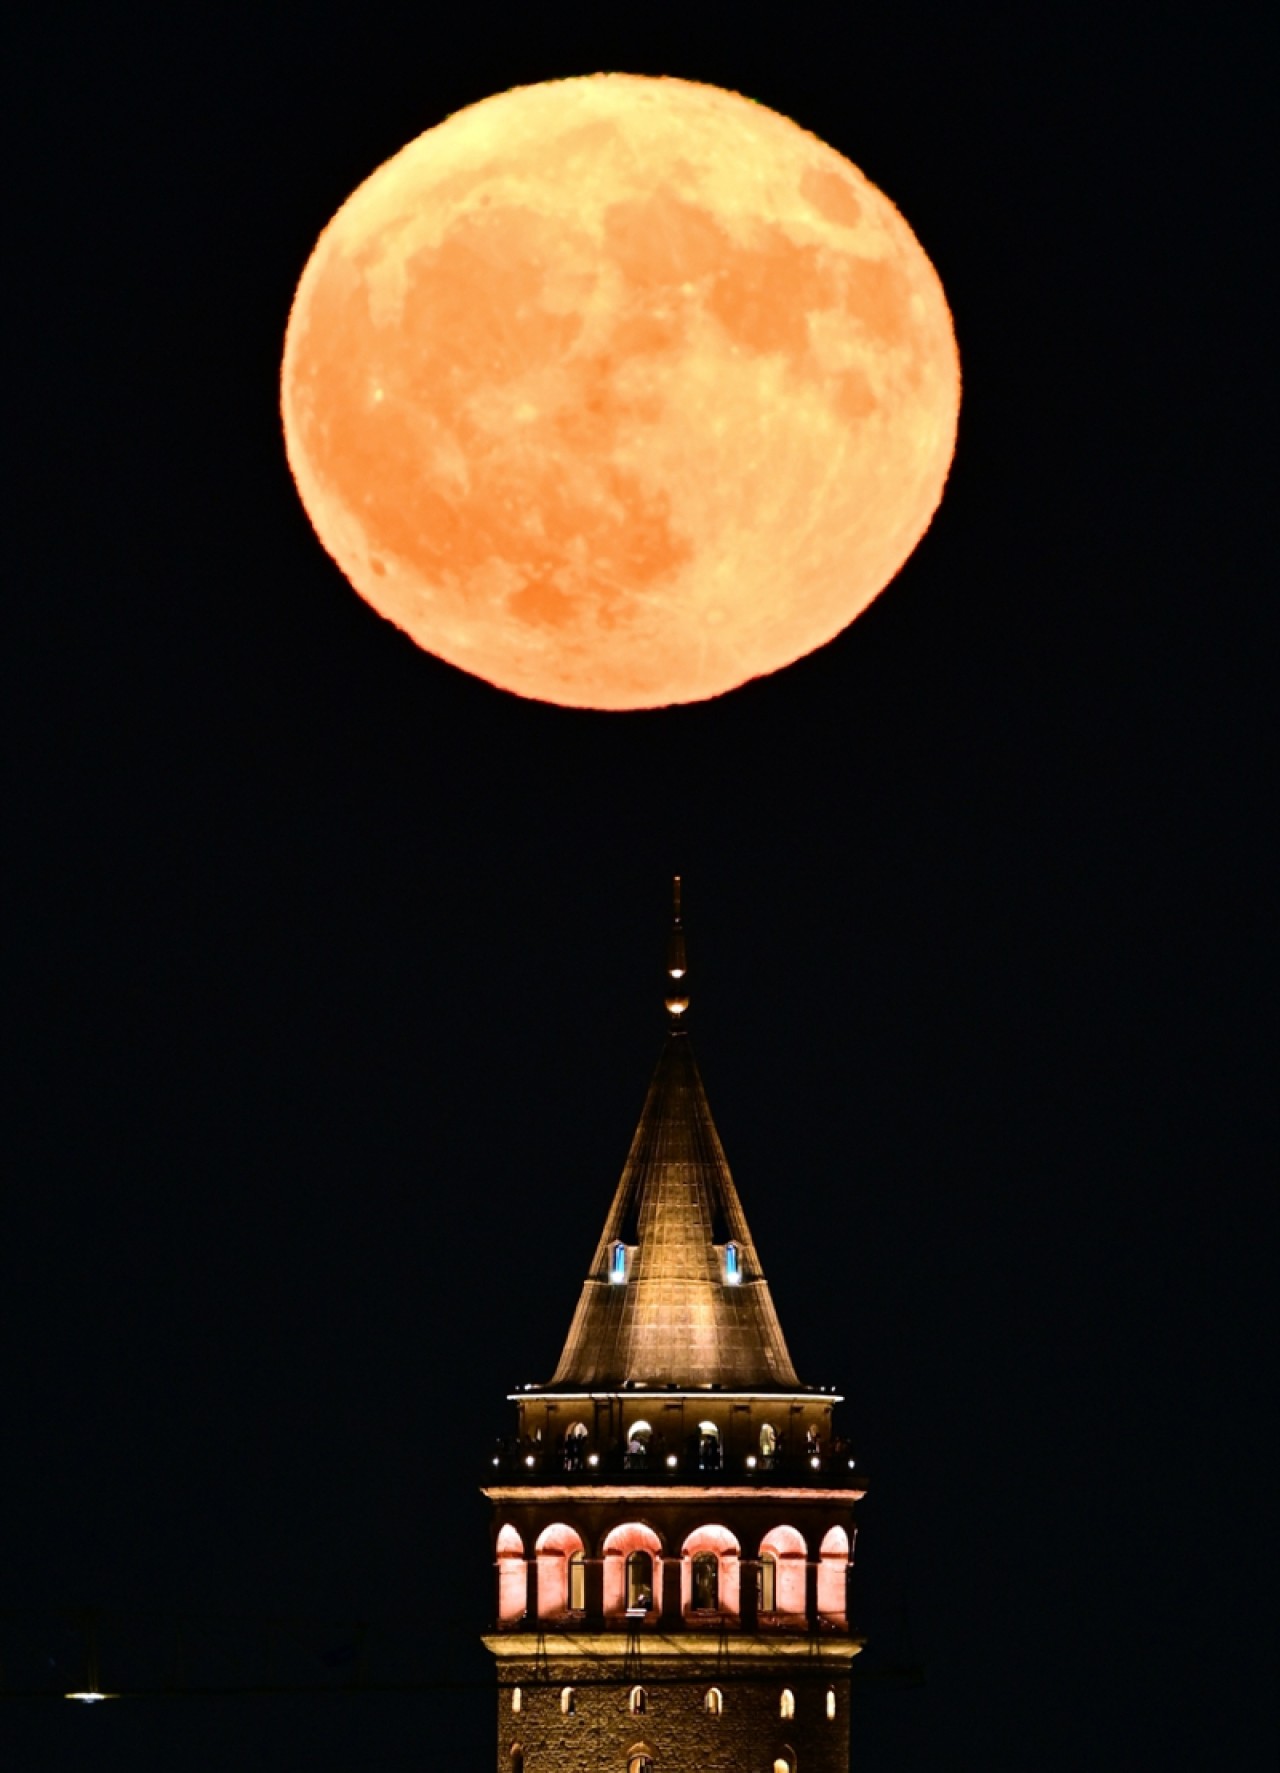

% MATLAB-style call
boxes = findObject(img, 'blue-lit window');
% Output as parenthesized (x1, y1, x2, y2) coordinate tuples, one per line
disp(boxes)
(610, 1242, 628, 1284)
(724, 1242, 741, 1285)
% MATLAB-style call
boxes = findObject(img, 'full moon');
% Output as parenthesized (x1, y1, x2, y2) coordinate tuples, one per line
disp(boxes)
(281, 75, 960, 709)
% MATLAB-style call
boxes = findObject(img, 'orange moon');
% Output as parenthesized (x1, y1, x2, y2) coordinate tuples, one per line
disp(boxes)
(281, 75, 960, 709)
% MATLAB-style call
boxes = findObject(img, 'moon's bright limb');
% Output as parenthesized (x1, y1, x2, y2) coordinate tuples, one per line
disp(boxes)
(281, 75, 960, 709)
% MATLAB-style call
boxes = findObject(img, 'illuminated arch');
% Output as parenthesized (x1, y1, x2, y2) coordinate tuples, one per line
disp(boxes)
(705, 1685, 724, 1715)
(759, 1525, 807, 1618)
(629, 1684, 647, 1714)
(560, 1686, 576, 1715)
(681, 1524, 740, 1620)
(495, 1523, 526, 1625)
(535, 1522, 586, 1619)
(627, 1747, 655, 1773)
(818, 1525, 850, 1622)
(780, 1686, 796, 1718)
(602, 1522, 664, 1618)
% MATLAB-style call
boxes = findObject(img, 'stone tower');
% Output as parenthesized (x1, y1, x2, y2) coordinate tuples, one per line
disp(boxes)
(483, 882, 865, 1773)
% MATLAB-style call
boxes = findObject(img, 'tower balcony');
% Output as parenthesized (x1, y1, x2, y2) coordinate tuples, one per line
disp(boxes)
(487, 1441, 863, 1490)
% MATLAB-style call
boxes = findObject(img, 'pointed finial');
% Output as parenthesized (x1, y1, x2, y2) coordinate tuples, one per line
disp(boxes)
(665, 874, 689, 1024)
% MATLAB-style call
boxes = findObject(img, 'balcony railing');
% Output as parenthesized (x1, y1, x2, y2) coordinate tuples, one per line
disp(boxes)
(487, 1443, 862, 1487)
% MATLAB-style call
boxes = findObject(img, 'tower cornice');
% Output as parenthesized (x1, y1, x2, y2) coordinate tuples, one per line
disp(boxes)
(483, 1631, 865, 1664)
(508, 1390, 843, 1404)
(484, 1484, 866, 1504)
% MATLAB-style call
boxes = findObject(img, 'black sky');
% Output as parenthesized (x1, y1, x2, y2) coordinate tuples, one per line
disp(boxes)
(5, 4, 1271, 1769)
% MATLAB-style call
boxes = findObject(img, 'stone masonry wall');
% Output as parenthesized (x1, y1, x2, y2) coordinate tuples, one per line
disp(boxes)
(495, 1659, 850, 1773)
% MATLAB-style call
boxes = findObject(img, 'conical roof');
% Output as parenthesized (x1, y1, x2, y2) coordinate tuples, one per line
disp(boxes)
(548, 884, 801, 1391)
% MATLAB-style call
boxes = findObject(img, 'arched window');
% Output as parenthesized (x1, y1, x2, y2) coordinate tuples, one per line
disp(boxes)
(510, 1749, 523, 1773)
(759, 1421, 778, 1463)
(602, 1524, 664, 1619)
(826, 1686, 837, 1720)
(535, 1522, 586, 1619)
(773, 1758, 794, 1773)
(495, 1524, 526, 1625)
(511, 1686, 522, 1714)
(610, 1241, 628, 1284)
(759, 1526, 808, 1618)
(724, 1241, 741, 1284)
(560, 1686, 576, 1715)
(681, 1524, 741, 1621)
(757, 1551, 777, 1612)
(568, 1550, 586, 1611)
(780, 1687, 796, 1719)
(624, 1420, 653, 1469)
(629, 1684, 646, 1714)
(626, 1550, 655, 1612)
(628, 1756, 654, 1773)
(704, 1686, 723, 1715)
(818, 1525, 850, 1622)
(564, 1421, 589, 1470)
(691, 1552, 719, 1611)
(695, 1420, 721, 1470)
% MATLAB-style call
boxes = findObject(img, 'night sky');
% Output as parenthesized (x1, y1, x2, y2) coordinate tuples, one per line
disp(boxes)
(6, 6, 1269, 1770)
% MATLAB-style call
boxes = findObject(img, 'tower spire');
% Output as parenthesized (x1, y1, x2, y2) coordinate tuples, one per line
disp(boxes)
(547, 877, 800, 1390)
(665, 873, 689, 1025)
